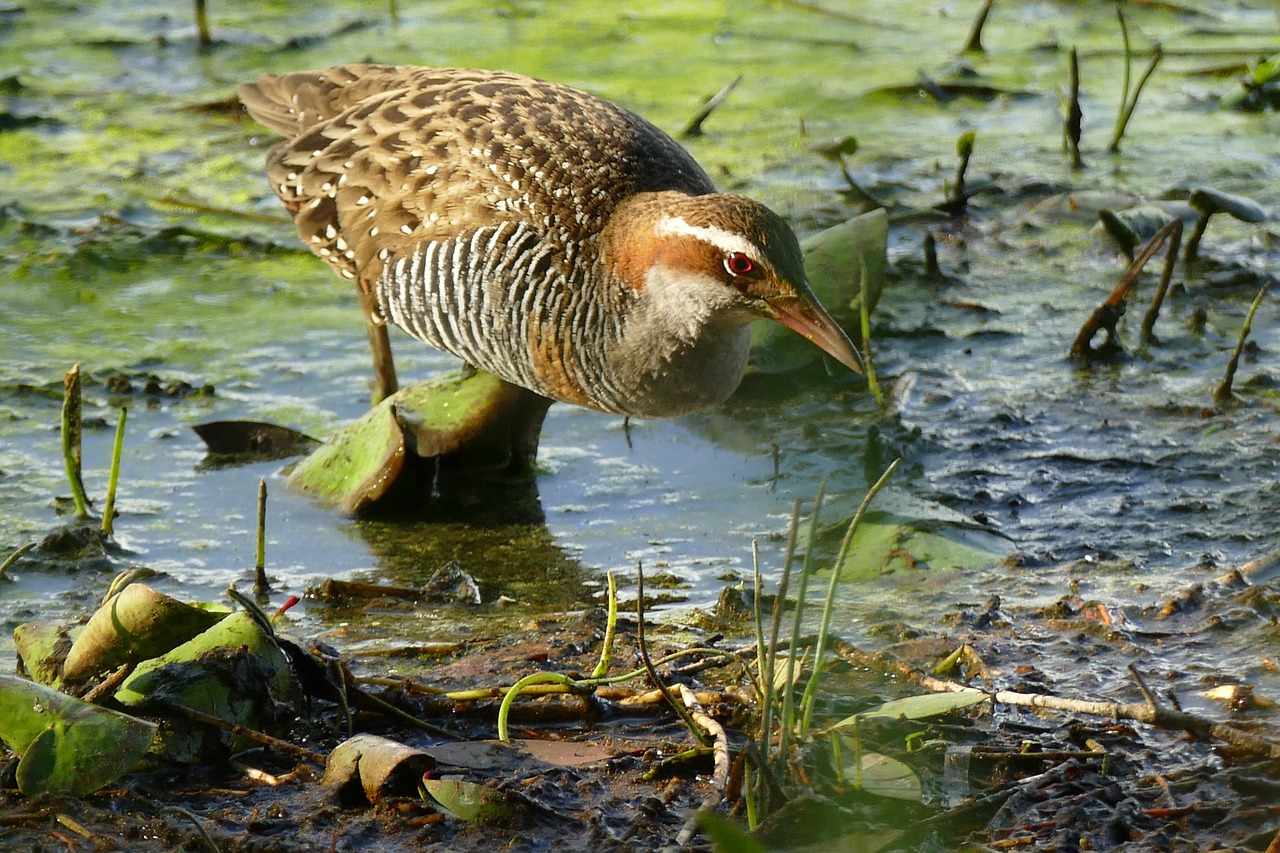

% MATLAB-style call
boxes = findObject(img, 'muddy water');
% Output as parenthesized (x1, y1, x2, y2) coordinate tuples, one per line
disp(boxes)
(1, 2, 1278, 714)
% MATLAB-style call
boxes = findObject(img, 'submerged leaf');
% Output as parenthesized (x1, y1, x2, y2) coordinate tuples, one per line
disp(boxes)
(811, 490, 1014, 581)
(0, 674, 156, 795)
(831, 691, 989, 729)
(843, 748, 923, 803)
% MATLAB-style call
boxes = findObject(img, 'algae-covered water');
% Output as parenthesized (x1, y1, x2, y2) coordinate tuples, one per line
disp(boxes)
(2, 2, 1278, 713)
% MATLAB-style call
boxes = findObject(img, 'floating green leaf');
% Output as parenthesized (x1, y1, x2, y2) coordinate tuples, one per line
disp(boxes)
(286, 370, 547, 512)
(0, 674, 156, 796)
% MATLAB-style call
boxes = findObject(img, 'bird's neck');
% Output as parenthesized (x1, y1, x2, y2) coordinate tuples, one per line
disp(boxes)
(600, 262, 753, 418)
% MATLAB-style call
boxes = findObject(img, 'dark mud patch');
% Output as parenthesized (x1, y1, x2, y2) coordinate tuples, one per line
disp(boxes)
(3, 571, 1277, 852)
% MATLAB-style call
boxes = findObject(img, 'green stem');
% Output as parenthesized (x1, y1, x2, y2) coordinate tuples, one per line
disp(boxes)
(798, 460, 899, 734)
(254, 478, 268, 595)
(496, 672, 578, 741)
(780, 480, 825, 748)
(859, 256, 883, 407)
(1110, 6, 1132, 152)
(1215, 283, 1269, 405)
(589, 571, 618, 679)
(1109, 6, 1162, 153)
(101, 406, 127, 536)
(193, 0, 212, 49)
(0, 542, 36, 582)
(1184, 211, 1210, 263)
(760, 501, 800, 788)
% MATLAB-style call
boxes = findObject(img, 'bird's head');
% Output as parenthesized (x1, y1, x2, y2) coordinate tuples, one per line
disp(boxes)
(607, 192, 863, 374)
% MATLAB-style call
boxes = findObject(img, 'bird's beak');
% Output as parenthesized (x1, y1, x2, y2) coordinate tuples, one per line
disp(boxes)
(766, 294, 864, 374)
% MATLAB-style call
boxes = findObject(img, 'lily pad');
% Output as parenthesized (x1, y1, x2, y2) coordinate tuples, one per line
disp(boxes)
(750, 208, 888, 375)
(114, 611, 297, 762)
(0, 674, 156, 795)
(286, 370, 549, 513)
(13, 620, 78, 689)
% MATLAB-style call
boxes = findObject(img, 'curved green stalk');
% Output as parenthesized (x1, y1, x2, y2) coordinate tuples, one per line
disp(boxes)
(0, 542, 36, 582)
(589, 571, 618, 679)
(1110, 6, 1131, 152)
(496, 672, 579, 741)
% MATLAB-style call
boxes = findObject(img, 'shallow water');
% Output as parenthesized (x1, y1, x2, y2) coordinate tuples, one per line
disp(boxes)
(2, 2, 1278, 714)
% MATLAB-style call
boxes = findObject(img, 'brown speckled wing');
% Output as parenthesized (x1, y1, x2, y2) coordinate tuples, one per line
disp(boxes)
(238, 65, 716, 299)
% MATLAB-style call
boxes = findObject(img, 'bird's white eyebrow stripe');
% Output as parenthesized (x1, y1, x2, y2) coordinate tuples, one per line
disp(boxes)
(653, 215, 759, 259)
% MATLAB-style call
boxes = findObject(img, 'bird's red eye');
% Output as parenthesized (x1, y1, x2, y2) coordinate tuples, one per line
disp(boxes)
(724, 252, 757, 278)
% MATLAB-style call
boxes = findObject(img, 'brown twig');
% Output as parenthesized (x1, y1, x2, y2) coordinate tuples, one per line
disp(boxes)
(635, 561, 712, 746)
(1139, 218, 1183, 344)
(673, 683, 731, 846)
(681, 75, 743, 138)
(1065, 47, 1085, 169)
(169, 703, 328, 765)
(1214, 282, 1270, 405)
(964, 0, 996, 53)
(1070, 218, 1180, 360)
(82, 662, 136, 704)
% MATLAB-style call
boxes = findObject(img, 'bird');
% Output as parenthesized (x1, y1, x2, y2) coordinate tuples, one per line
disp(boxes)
(238, 65, 861, 444)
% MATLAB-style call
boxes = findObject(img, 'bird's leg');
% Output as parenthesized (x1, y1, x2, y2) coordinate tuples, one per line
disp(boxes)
(366, 320, 399, 404)
(357, 285, 398, 404)
(506, 391, 554, 476)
